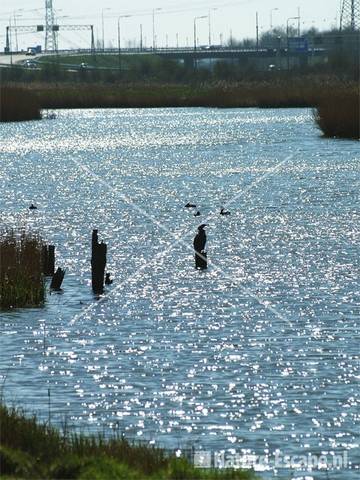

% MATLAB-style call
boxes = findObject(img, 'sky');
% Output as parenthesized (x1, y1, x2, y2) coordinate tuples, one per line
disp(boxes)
(0, 0, 342, 50)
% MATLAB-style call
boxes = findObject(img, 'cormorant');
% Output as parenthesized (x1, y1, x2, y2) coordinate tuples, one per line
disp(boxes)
(29, 204, 37, 210)
(193, 224, 207, 253)
(185, 202, 196, 208)
(220, 207, 230, 215)
(194, 211, 201, 217)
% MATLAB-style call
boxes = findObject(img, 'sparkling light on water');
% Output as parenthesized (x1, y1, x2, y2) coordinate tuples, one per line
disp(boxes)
(0, 108, 359, 478)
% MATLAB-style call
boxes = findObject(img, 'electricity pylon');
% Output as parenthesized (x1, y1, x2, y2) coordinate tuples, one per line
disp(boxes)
(45, 0, 57, 51)
(340, 0, 360, 30)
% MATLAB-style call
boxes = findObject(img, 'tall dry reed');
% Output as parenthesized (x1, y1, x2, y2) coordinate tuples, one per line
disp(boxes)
(314, 88, 360, 139)
(0, 85, 41, 122)
(0, 231, 45, 309)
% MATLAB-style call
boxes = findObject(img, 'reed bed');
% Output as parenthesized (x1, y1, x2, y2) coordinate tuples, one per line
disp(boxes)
(0, 231, 45, 309)
(0, 404, 258, 479)
(29, 80, 323, 109)
(18, 77, 351, 110)
(0, 85, 41, 122)
(314, 88, 360, 139)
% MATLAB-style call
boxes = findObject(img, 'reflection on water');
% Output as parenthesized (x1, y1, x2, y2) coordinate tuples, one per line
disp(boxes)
(0, 108, 359, 478)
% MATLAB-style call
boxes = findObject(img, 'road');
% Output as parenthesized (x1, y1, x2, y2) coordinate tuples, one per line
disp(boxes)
(0, 53, 36, 65)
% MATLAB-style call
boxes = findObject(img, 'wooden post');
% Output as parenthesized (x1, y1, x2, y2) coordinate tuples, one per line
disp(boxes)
(91, 230, 107, 294)
(195, 251, 207, 269)
(47, 245, 55, 276)
(42, 245, 48, 274)
(50, 267, 65, 290)
(42, 244, 55, 276)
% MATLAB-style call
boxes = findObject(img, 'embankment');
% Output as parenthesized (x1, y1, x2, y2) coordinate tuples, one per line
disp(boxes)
(0, 404, 258, 479)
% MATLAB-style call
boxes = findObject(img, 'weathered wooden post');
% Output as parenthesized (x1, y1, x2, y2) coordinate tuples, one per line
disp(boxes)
(42, 245, 55, 276)
(50, 267, 65, 291)
(91, 230, 107, 294)
(47, 245, 55, 276)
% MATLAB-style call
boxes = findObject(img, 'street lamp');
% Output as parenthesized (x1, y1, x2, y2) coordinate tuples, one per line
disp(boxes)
(270, 8, 279, 29)
(194, 15, 207, 51)
(286, 16, 300, 70)
(152, 8, 162, 50)
(118, 15, 131, 53)
(208, 8, 217, 47)
(12, 9, 23, 52)
(102, 7, 111, 51)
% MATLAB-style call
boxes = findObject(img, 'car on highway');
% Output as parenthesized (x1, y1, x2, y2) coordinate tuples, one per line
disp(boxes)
(24, 60, 37, 69)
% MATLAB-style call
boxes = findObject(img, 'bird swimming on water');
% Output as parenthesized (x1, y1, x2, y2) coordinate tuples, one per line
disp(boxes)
(29, 204, 37, 210)
(185, 202, 196, 208)
(193, 224, 207, 253)
(220, 207, 230, 215)
(194, 211, 201, 217)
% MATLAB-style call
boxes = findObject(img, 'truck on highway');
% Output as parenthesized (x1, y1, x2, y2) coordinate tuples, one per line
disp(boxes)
(26, 45, 42, 56)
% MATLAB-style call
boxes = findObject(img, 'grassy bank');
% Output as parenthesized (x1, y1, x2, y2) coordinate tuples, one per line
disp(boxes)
(0, 231, 45, 309)
(0, 404, 258, 479)
(0, 86, 41, 122)
(314, 89, 360, 139)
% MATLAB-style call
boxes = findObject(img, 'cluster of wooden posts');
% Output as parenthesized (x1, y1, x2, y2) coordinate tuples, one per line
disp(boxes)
(42, 229, 110, 294)
(42, 244, 65, 290)
(42, 226, 205, 295)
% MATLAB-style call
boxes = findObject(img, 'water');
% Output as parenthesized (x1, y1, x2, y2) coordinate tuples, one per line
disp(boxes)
(0, 108, 359, 478)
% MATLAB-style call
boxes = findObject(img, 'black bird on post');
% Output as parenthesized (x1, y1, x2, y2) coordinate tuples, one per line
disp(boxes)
(91, 229, 107, 294)
(193, 224, 208, 269)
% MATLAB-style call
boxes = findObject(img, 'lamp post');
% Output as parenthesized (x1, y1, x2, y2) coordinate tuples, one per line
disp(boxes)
(208, 8, 217, 47)
(152, 8, 162, 50)
(194, 15, 207, 51)
(102, 7, 111, 51)
(297, 6, 301, 37)
(9, 16, 13, 66)
(286, 16, 300, 70)
(13, 9, 23, 52)
(118, 15, 131, 69)
(270, 8, 279, 29)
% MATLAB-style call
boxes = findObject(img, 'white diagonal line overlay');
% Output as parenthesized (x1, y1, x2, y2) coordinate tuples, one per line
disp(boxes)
(68, 154, 294, 327)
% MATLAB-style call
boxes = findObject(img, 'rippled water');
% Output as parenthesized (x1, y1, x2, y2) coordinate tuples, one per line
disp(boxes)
(1, 108, 359, 478)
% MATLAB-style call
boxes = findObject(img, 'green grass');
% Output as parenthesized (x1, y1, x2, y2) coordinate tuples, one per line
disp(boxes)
(0, 231, 45, 309)
(0, 404, 259, 479)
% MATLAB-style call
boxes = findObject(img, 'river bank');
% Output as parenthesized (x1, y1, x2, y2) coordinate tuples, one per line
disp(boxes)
(0, 404, 258, 479)
(1, 79, 358, 135)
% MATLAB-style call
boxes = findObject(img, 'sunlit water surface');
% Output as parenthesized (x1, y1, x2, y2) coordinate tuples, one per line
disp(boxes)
(0, 108, 359, 478)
